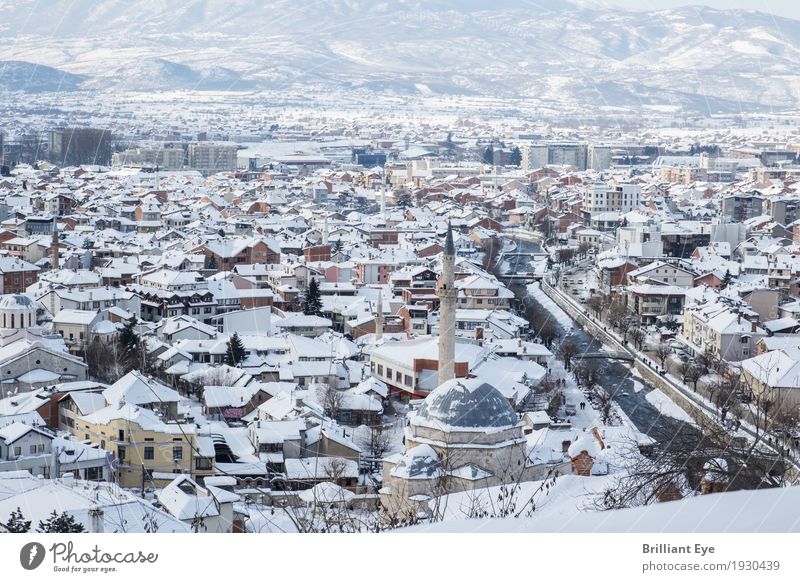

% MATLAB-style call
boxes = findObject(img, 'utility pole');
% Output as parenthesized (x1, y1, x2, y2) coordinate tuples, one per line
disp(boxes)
(141, 464, 146, 498)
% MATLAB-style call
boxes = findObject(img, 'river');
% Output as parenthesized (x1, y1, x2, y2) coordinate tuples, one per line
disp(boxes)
(509, 238, 697, 442)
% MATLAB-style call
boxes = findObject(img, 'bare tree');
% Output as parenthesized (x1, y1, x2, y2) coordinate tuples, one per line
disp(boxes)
(586, 294, 604, 318)
(557, 338, 578, 371)
(318, 384, 344, 420)
(653, 343, 672, 368)
(679, 361, 704, 391)
(593, 422, 787, 511)
(359, 423, 393, 460)
(629, 326, 645, 350)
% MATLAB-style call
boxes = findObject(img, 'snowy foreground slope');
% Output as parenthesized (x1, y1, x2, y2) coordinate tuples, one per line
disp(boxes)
(405, 477, 800, 533)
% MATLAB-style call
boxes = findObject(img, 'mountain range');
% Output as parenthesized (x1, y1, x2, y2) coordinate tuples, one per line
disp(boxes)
(0, 1, 799, 113)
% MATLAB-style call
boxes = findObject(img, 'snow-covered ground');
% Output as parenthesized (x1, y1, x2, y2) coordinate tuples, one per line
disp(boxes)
(408, 481, 800, 533)
(644, 388, 695, 424)
(527, 282, 573, 331)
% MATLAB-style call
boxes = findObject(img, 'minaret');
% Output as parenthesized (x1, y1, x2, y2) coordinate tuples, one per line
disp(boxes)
(437, 222, 456, 386)
(375, 292, 384, 342)
(51, 220, 59, 270)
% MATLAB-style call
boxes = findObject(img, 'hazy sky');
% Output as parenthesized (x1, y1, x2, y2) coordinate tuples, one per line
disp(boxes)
(600, 0, 800, 20)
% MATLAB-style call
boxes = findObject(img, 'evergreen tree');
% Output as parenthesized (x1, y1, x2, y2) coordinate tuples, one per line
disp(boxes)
(4, 507, 31, 533)
(509, 146, 522, 167)
(37, 510, 85, 533)
(207, 254, 218, 271)
(303, 278, 323, 316)
(721, 269, 732, 289)
(224, 332, 247, 367)
(396, 192, 413, 209)
(482, 144, 495, 165)
(119, 318, 139, 350)
(332, 239, 343, 255)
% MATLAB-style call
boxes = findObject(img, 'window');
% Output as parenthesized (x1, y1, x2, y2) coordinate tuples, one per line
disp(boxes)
(144, 447, 154, 460)
(196, 458, 212, 471)
(173, 446, 183, 461)
(118, 430, 125, 442)
(13, 446, 21, 457)
(30, 445, 37, 454)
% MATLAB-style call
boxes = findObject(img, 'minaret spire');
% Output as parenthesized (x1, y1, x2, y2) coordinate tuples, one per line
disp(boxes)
(437, 221, 456, 386)
(375, 292, 384, 342)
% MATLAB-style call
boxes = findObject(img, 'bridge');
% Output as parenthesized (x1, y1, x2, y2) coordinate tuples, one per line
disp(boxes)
(501, 252, 548, 259)
(497, 272, 544, 282)
(577, 352, 635, 362)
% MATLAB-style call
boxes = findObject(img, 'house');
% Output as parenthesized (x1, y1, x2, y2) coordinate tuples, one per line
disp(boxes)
(0, 421, 109, 481)
(52, 309, 105, 354)
(0, 257, 39, 294)
(157, 474, 240, 533)
(626, 284, 686, 324)
(741, 349, 800, 413)
(368, 336, 487, 397)
(199, 237, 280, 271)
(0, 473, 190, 532)
(73, 403, 214, 488)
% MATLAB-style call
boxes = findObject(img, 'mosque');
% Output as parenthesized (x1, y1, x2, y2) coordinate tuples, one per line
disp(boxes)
(379, 224, 569, 518)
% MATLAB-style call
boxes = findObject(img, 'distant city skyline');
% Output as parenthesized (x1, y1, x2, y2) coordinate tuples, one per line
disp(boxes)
(599, 0, 800, 20)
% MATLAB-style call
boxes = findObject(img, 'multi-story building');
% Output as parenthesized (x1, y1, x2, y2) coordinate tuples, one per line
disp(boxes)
(582, 182, 640, 222)
(112, 144, 186, 169)
(722, 193, 764, 223)
(187, 143, 238, 174)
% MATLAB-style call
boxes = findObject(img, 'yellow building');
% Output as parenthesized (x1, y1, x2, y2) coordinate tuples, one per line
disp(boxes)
(74, 403, 215, 488)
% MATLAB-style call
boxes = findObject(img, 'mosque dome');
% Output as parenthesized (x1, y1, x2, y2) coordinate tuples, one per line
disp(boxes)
(0, 294, 36, 330)
(389, 444, 442, 479)
(414, 378, 519, 429)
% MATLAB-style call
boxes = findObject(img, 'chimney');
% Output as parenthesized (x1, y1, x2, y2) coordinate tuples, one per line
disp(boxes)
(88, 506, 104, 533)
(751, 320, 757, 333)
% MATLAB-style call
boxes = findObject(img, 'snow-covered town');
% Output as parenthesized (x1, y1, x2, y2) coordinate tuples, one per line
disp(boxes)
(1, 2, 800, 545)
(0, 119, 799, 534)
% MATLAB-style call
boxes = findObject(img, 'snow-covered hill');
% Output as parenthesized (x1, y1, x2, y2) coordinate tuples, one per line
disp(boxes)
(406, 475, 800, 533)
(1, 1, 799, 111)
